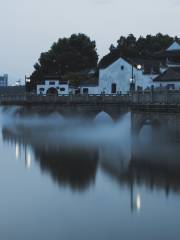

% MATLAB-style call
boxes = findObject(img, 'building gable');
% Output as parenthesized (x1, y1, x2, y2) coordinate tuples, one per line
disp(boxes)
(154, 67, 180, 82)
(167, 41, 180, 52)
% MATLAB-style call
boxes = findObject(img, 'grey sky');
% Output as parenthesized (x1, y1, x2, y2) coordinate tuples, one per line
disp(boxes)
(0, 0, 179, 84)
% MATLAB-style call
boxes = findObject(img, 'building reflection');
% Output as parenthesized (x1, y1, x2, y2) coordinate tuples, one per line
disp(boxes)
(34, 145, 98, 191)
(100, 134, 180, 207)
(2, 118, 180, 197)
(2, 126, 99, 191)
(15, 143, 20, 160)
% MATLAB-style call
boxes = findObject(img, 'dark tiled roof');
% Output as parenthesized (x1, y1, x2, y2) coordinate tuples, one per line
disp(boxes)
(154, 67, 180, 82)
(125, 57, 161, 68)
(76, 77, 98, 87)
(43, 76, 68, 84)
(155, 51, 180, 59)
(70, 78, 99, 87)
(43, 75, 61, 80)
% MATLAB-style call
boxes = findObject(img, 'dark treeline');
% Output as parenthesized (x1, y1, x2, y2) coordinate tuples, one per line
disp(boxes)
(99, 33, 176, 69)
(27, 33, 177, 91)
(28, 33, 98, 91)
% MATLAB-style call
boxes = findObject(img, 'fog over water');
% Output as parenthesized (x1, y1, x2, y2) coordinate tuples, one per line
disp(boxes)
(2, 108, 131, 151)
(1, 107, 180, 240)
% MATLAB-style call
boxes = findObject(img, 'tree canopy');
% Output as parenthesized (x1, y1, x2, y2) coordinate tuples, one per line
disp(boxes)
(98, 33, 176, 69)
(28, 33, 98, 91)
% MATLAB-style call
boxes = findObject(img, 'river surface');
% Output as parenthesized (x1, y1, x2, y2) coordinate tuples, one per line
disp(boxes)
(0, 107, 180, 240)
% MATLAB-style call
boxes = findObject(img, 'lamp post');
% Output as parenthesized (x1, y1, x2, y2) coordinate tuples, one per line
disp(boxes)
(130, 63, 135, 92)
(129, 64, 142, 92)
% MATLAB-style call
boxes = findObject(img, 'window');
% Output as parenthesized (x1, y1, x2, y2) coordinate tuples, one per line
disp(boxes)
(111, 83, 117, 94)
(49, 81, 55, 85)
(75, 89, 80, 95)
(60, 88, 65, 91)
(40, 88, 44, 91)
(121, 65, 124, 70)
(83, 88, 89, 94)
(167, 84, 175, 90)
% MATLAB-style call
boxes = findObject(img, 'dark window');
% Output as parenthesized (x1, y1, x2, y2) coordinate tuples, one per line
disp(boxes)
(49, 81, 55, 85)
(111, 83, 117, 94)
(121, 65, 124, 70)
(83, 88, 89, 94)
(60, 88, 65, 91)
(40, 88, 44, 91)
(167, 84, 175, 90)
(75, 89, 80, 95)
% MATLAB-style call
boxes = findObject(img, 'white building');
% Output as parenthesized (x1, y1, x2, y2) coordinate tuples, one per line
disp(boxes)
(37, 78, 69, 95)
(152, 40, 180, 89)
(0, 74, 8, 87)
(98, 58, 160, 94)
(35, 41, 180, 95)
(153, 67, 180, 89)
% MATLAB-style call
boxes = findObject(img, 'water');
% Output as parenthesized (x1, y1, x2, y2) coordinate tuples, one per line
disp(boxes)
(0, 107, 180, 240)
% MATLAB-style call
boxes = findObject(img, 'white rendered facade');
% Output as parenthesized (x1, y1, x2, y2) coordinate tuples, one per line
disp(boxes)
(153, 81, 180, 90)
(99, 58, 158, 94)
(80, 86, 100, 95)
(37, 80, 69, 95)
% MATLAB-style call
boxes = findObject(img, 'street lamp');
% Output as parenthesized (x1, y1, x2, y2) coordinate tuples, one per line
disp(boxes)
(137, 64, 142, 70)
(129, 64, 142, 92)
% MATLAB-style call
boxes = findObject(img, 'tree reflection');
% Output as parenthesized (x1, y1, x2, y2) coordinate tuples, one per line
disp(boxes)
(34, 145, 98, 191)
(2, 127, 98, 192)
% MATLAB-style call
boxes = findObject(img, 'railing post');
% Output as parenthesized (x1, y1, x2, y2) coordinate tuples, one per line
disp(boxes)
(150, 87, 154, 104)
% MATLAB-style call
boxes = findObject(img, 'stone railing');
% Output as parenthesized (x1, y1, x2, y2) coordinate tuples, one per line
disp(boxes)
(132, 90, 180, 105)
(1, 90, 180, 106)
(0, 93, 131, 105)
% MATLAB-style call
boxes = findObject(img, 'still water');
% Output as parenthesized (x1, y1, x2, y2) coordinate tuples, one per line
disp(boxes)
(0, 107, 180, 240)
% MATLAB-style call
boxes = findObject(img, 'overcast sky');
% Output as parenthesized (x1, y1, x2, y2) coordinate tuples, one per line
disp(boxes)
(0, 0, 179, 85)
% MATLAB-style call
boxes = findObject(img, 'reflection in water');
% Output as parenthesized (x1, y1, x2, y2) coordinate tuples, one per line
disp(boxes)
(15, 143, 20, 160)
(2, 108, 180, 196)
(26, 148, 32, 169)
(34, 145, 98, 191)
(2, 127, 99, 191)
(2, 108, 180, 240)
(136, 193, 141, 211)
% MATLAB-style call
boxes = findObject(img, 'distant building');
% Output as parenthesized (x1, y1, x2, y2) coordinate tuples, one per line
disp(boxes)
(153, 67, 180, 89)
(156, 40, 180, 67)
(37, 76, 69, 95)
(0, 74, 8, 87)
(152, 41, 180, 89)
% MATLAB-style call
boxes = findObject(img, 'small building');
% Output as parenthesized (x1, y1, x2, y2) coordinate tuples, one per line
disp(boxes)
(153, 67, 180, 89)
(37, 76, 69, 96)
(0, 74, 8, 87)
(75, 78, 99, 95)
(156, 40, 180, 67)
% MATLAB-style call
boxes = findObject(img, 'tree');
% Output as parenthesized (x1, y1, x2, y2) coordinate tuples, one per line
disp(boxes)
(27, 33, 98, 92)
(98, 33, 175, 69)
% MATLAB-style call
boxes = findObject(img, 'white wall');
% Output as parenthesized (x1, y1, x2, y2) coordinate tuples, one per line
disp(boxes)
(37, 80, 69, 95)
(153, 81, 180, 89)
(99, 58, 157, 94)
(80, 86, 100, 95)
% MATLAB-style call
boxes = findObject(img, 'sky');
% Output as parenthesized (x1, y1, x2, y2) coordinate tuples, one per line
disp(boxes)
(0, 0, 179, 85)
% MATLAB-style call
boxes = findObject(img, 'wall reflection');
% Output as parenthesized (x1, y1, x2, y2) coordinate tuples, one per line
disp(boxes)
(2, 110, 180, 199)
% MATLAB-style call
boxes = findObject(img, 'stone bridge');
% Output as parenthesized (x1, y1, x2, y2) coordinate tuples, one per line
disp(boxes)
(1, 94, 130, 121)
(2, 90, 180, 120)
